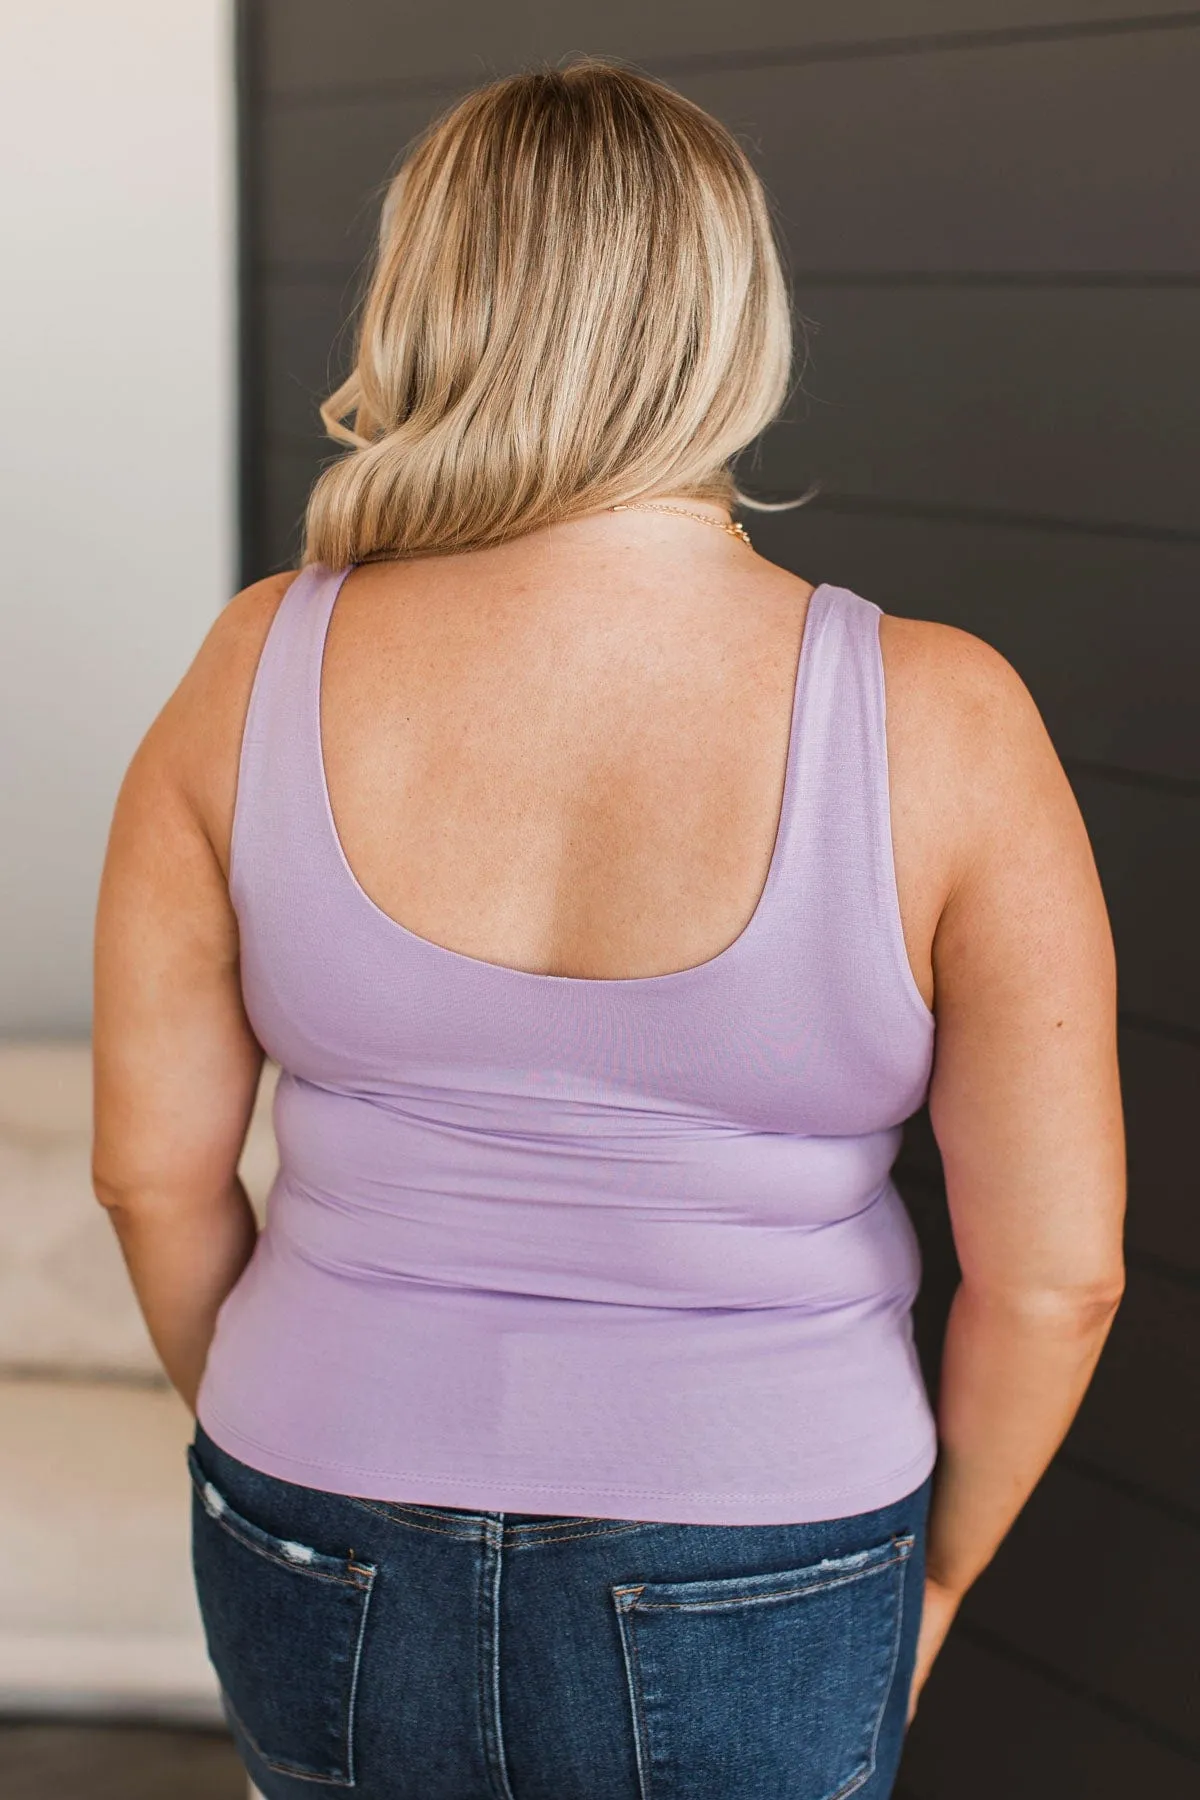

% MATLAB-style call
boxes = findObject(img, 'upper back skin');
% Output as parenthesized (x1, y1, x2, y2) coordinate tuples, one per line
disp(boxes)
(172, 528, 983, 1013)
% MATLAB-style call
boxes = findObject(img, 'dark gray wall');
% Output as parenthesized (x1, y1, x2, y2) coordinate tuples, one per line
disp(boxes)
(238, 6, 1200, 1792)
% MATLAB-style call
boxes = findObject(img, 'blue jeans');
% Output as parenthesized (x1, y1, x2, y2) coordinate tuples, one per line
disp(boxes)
(189, 1424, 930, 1799)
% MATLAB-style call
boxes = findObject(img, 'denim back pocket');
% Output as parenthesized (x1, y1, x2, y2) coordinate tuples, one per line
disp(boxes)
(188, 1446, 377, 1787)
(611, 1532, 914, 1800)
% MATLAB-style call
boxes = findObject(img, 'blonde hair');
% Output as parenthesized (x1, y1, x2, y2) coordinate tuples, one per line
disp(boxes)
(302, 58, 794, 566)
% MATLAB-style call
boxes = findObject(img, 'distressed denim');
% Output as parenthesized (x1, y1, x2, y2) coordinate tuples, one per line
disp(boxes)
(190, 1424, 930, 1800)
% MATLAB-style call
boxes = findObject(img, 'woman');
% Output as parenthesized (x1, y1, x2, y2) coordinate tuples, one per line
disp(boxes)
(92, 60, 1125, 1800)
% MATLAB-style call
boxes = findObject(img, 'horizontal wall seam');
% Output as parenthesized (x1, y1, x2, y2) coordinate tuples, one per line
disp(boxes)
(1117, 1010, 1200, 1050)
(794, 272, 1200, 289)
(1124, 1246, 1200, 1291)
(260, 454, 1200, 551)
(954, 1618, 1200, 1764)
(1055, 1449, 1200, 1537)
(262, 10, 1200, 110)
(1063, 759, 1200, 799)
(770, 491, 1200, 547)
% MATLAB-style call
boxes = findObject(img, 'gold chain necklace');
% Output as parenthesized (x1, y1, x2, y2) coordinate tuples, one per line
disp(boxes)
(611, 501, 752, 546)
(358, 502, 752, 564)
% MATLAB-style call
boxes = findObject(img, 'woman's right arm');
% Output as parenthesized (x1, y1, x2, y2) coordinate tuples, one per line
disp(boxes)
(906, 626, 1127, 1718)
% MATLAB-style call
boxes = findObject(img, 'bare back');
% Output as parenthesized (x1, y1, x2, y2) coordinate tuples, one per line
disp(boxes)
(192, 517, 955, 1009)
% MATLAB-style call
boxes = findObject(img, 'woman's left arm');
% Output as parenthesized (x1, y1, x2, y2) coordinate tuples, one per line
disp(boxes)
(91, 577, 292, 1410)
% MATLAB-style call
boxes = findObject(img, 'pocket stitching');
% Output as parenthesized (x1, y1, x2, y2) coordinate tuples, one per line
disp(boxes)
(215, 1565, 378, 1786)
(201, 1507, 372, 1587)
(341, 1559, 376, 1789)
(822, 1538, 909, 1800)
(615, 1537, 914, 1614)
(222, 1685, 356, 1787)
(189, 1452, 374, 1589)
(190, 1450, 378, 1786)
(613, 1592, 654, 1800)
(611, 1535, 911, 1800)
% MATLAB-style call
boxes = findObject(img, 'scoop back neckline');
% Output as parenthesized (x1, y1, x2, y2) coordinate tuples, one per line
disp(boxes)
(309, 564, 831, 989)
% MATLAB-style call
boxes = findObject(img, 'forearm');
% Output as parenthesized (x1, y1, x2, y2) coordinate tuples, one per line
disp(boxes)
(925, 1278, 1121, 1598)
(98, 1181, 258, 1411)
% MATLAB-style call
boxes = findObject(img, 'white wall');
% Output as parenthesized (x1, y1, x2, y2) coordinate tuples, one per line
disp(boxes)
(0, 2, 235, 1035)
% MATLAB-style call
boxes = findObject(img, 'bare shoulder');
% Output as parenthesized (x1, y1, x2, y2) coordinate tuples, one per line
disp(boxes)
(180, 570, 300, 703)
(878, 609, 1043, 740)
(134, 570, 301, 873)
(878, 610, 1067, 886)
(879, 606, 1114, 1041)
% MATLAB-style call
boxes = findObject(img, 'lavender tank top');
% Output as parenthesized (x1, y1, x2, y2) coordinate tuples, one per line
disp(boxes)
(195, 565, 938, 1525)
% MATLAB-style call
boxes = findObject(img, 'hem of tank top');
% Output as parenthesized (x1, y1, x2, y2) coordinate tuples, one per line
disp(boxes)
(194, 1399, 938, 1518)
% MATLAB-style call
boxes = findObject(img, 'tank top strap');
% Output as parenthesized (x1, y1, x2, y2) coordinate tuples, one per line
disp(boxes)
(228, 562, 350, 906)
(799, 581, 892, 867)
(764, 581, 930, 1028)
(759, 580, 876, 885)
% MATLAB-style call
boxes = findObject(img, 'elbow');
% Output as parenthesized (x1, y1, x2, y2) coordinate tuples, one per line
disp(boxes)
(1097, 1266, 1127, 1316)
(962, 1266, 1126, 1331)
(1076, 1250, 1127, 1315)
(91, 1155, 158, 1216)
(92, 1157, 248, 1221)
(1068, 1271, 1126, 1328)
(91, 1166, 133, 1214)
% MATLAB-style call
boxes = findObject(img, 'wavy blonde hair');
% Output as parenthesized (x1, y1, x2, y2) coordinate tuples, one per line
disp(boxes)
(302, 58, 794, 566)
